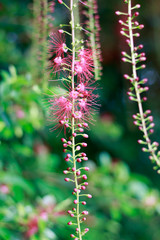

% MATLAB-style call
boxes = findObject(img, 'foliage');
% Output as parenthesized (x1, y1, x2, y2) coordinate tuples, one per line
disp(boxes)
(1, 67, 160, 240)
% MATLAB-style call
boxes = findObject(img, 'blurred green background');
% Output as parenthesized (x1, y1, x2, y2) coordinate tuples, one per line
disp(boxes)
(1, 0, 160, 239)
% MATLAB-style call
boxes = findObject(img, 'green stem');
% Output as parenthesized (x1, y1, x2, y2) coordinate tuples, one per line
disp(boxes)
(73, 0, 82, 47)
(88, 0, 99, 80)
(42, 0, 48, 90)
(32, 0, 41, 81)
(70, 0, 82, 239)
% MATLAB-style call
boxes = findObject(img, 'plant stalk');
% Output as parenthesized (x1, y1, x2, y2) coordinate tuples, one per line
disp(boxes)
(70, 0, 82, 238)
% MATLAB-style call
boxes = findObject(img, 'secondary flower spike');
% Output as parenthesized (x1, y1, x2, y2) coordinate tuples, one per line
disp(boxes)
(116, 0, 160, 173)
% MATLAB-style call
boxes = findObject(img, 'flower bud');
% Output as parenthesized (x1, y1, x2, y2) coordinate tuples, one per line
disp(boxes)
(74, 200, 78, 204)
(67, 221, 72, 225)
(87, 194, 92, 198)
(64, 178, 70, 182)
(83, 123, 88, 127)
(83, 134, 89, 138)
(77, 158, 82, 162)
(83, 175, 87, 180)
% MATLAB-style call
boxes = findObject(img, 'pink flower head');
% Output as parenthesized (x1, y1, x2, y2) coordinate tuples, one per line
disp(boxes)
(48, 81, 98, 128)
(78, 99, 87, 109)
(52, 56, 63, 73)
(78, 48, 92, 59)
(49, 31, 68, 57)
(49, 55, 70, 75)
(69, 90, 79, 99)
(49, 53, 71, 76)
(49, 95, 72, 127)
(76, 82, 99, 118)
(76, 83, 85, 92)
(54, 56, 63, 65)
(74, 111, 82, 119)
(55, 96, 67, 104)
(65, 102, 72, 112)
(75, 48, 93, 81)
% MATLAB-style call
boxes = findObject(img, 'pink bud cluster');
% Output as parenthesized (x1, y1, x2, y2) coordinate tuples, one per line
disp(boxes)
(61, 110, 93, 237)
(116, 0, 160, 170)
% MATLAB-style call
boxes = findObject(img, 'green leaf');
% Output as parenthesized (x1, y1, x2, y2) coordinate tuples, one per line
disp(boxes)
(0, 228, 11, 240)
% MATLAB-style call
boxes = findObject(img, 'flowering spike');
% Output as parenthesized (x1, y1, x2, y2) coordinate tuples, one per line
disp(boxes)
(83, 0, 102, 80)
(33, 0, 55, 89)
(47, 0, 101, 238)
(116, 0, 160, 172)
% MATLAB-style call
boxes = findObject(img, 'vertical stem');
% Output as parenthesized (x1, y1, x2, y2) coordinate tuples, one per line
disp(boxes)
(33, 0, 41, 82)
(128, 0, 158, 162)
(73, 0, 82, 47)
(151, 0, 160, 65)
(70, 0, 82, 239)
(42, 0, 48, 90)
(33, 0, 48, 89)
(88, 0, 99, 80)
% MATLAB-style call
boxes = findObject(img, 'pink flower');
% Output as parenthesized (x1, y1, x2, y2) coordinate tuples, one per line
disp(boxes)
(75, 49, 93, 81)
(39, 211, 48, 221)
(49, 55, 71, 76)
(56, 96, 67, 104)
(48, 80, 99, 130)
(76, 82, 99, 118)
(78, 99, 87, 109)
(49, 32, 67, 57)
(69, 90, 79, 99)
(50, 56, 63, 74)
(54, 56, 63, 65)
(73, 111, 83, 119)
(48, 31, 71, 76)
(26, 217, 38, 238)
(16, 109, 25, 119)
(0, 184, 9, 194)
(49, 96, 72, 125)
(76, 83, 85, 92)
(78, 49, 92, 59)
